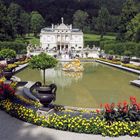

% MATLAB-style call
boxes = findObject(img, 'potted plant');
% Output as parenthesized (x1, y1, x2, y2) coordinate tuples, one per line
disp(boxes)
(0, 49, 16, 80)
(0, 49, 16, 64)
(0, 63, 13, 80)
(29, 53, 58, 106)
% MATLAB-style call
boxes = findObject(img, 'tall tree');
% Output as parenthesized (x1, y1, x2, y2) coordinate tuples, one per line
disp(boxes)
(3, 0, 140, 34)
(95, 7, 110, 39)
(73, 10, 89, 32)
(117, 0, 138, 41)
(0, 0, 14, 41)
(30, 11, 45, 37)
(20, 12, 30, 36)
(126, 13, 140, 42)
(108, 16, 120, 32)
(8, 3, 24, 36)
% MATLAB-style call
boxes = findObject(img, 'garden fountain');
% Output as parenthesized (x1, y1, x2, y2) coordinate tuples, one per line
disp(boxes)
(62, 59, 84, 72)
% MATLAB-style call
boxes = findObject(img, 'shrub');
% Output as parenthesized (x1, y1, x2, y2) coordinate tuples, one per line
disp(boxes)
(0, 49, 16, 59)
(101, 41, 140, 57)
(0, 41, 26, 54)
(100, 40, 116, 50)
(85, 41, 100, 48)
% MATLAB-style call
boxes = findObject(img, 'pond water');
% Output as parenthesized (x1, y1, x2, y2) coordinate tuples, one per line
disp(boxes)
(15, 62, 140, 108)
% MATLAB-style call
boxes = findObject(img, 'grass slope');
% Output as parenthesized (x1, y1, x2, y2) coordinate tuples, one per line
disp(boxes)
(25, 35, 40, 45)
(84, 34, 116, 41)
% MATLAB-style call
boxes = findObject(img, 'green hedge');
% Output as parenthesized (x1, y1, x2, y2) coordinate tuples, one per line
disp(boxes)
(84, 41, 100, 48)
(0, 41, 27, 54)
(100, 41, 140, 57)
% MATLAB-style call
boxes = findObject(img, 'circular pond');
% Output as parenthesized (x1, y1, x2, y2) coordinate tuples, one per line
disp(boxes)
(15, 62, 140, 108)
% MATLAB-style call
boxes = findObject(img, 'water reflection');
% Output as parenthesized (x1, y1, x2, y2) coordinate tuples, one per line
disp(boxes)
(40, 62, 99, 88)
(84, 62, 99, 73)
(63, 71, 83, 81)
(16, 62, 140, 108)
(41, 66, 83, 88)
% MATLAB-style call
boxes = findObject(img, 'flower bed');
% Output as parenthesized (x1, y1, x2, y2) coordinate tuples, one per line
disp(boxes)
(122, 64, 140, 71)
(0, 98, 140, 137)
(97, 58, 121, 65)
(0, 64, 17, 71)
(0, 81, 140, 137)
(99, 96, 140, 122)
(0, 92, 140, 137)
(14, 59, 29, 66)
(7, 64, 17, 69)
(97, 58, 140, 71)
(0, 59, 29, 73)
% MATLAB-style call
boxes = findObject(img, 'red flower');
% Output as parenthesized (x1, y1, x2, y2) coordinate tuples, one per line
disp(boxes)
(123, 107, 128, 113)
(100, 103, 103, 108)
(123, 100, 128, 107)
(130, 96, 137, 105)
(137, 103, 140, 110)
(96, 109, 100, 113)
(111, 103, 115, 109)
(0, 82, 15, 97)
(0, 88, 3, 94)
(104, 104, 112, 113)
(117, 102, 122, 108)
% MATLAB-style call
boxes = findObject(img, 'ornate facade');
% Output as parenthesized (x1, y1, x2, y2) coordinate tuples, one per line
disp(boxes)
(40, 18, 83, 53)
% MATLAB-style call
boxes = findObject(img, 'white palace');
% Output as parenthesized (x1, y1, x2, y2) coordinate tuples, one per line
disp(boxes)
(40, 18, 83, 54)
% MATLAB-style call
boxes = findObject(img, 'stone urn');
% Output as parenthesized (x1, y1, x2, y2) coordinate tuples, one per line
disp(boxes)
(4, 68, 13, 73)
(3, 67, 14, 80)
(3, 71, 13, 80)
(7, 59, 15, 64)
(36, 84, 57, 107)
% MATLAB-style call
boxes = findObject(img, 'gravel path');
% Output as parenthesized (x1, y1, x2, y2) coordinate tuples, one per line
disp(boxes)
(0, 110, 139, 140)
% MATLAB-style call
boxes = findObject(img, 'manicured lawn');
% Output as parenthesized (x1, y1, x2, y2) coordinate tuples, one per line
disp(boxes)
(16, 34, 40, 45)
(84, 34, 116, 41)
(25, 35, 40, 45)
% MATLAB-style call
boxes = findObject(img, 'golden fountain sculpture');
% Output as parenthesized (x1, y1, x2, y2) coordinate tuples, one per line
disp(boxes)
(62, 59, 84, 72)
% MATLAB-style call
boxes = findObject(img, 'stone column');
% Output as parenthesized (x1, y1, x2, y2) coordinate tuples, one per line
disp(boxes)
(64, 44, 66, 51)
(60, 34, 62, 52)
